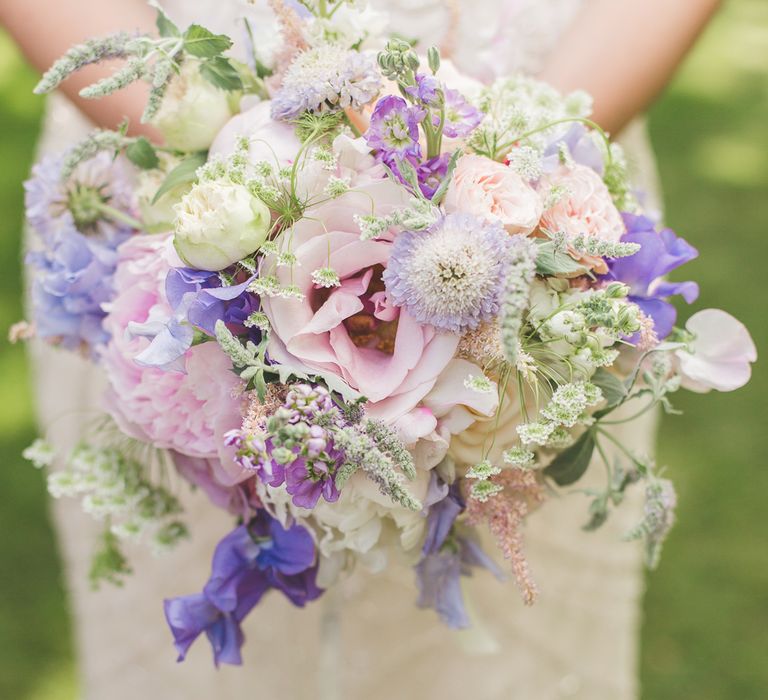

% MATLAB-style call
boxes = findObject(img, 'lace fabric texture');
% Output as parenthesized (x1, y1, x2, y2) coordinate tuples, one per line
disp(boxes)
(29, 2, 660, 698)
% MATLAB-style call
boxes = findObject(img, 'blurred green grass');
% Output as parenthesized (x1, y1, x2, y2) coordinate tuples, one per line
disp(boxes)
(0, 2, 766, 698)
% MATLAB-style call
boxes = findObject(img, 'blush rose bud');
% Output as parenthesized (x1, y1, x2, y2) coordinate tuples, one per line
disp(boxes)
(173, 180, 271, 271)
(151, 61, 235, 152)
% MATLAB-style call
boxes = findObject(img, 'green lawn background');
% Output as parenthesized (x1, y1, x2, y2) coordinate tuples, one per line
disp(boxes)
(0, 3, 765, 697)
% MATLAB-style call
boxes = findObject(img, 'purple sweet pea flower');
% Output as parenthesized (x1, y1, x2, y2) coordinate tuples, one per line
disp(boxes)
(129, 268, 260, 371)
(542, 123, 605, 175)
(164, 512, 322, 666)
(606, 214, 699, 339)
(415, 480, 503, 628)
(365, 95, 423, 160)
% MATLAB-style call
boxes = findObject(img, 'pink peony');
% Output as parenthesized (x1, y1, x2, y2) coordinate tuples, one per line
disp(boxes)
(444, 154, 543, 234)
(261, 172, 458, 412)
(209, 99, 300, 167)
(100, 234, 247, 486)
(676, 309, 757, 393)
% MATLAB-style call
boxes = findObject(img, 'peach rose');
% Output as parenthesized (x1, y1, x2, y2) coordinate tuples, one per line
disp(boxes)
(444, 154, 543, 234)
(539, 164, 625, 244)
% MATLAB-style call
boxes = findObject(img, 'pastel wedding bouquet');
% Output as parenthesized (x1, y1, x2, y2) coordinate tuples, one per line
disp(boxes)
(17, 0, 756, 666)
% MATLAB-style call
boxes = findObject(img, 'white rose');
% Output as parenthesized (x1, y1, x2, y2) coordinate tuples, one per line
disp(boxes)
(151, 60, 234, 152)
(173, 180, 271, 270)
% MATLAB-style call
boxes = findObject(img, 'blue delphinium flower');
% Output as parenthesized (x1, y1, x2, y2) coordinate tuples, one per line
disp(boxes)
(24, 152, 136, 354)
(383, 213, 513, 333)
(415, 479, 503, 628)
(606, 213, 699, 339)
(164, 511, 322, 666)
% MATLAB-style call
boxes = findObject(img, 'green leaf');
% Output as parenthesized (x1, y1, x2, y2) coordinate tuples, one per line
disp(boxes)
(534, 240, 587, 276)
(151, 152, 206, 204)
(182, 25, 233, 58)
(590, 368, 628, 409)
(430, 149, 461, 205)
(125, 137, 160, 170)
(199, 56, 243, 91)
(544, 430, 595, 486)
(154, 5, 180, 38)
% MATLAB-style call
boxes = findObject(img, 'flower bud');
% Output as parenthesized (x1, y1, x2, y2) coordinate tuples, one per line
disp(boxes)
(173, 180, 271, 270)
(151, 60, 234, 152)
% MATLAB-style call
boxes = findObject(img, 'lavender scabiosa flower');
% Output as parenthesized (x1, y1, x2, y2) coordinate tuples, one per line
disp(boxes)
(24, 152, 137, 353)
(270, 45, 382, 121)
(383, 213, 513, 333)
(364, 95, 424, 160)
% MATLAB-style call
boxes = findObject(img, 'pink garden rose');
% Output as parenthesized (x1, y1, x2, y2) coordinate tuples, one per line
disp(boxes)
(676, 309, 757, 393)
(444, 154, 543, 234)
(101, 234, 247, 486)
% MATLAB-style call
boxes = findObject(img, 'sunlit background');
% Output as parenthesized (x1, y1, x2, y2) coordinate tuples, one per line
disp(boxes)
(0, 2, 766, 698)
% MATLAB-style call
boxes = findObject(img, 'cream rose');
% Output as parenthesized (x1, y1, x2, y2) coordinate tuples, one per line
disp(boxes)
(151, 60, 234, 152)
(444, 154, 543, 234)
(173, 180, 271, 270)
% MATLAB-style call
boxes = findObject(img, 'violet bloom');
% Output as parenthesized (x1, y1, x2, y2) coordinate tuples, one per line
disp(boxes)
(442, 87, 483, 139)
(129, 267, 260, 371)
(364, 95, 423, 160)
(164, 512, 322, 666)
(606, 213, 699, 339)
(415, 481, 503, 628)
(542, 123, 605, 175)
(405, 73, 442, 107)
(285, 451, 343, 509)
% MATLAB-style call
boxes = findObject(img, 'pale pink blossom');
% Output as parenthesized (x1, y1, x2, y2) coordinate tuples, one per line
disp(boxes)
(676, 309, 756, 393)
(444, 154, 543, 234)
(209, 100, 301, 167)
(100, 234, 246, 486)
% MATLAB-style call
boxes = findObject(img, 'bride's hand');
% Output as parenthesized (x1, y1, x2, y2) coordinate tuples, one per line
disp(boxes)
(538, 0, 721, 135)
(0, 0, 160, 139)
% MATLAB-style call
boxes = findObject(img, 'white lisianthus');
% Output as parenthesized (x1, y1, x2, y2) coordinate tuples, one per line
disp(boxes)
(173, 180, 271, 270)
(306, 3, 388, 49)
(151, 60, 234, 152)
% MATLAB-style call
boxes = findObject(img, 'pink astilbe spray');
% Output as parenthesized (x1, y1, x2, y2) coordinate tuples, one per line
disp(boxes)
(466, 468, 545, 606)
(263, 0, 309, 90)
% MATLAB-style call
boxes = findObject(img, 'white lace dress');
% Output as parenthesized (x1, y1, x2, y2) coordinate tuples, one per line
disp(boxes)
(30, 1, 660, 698)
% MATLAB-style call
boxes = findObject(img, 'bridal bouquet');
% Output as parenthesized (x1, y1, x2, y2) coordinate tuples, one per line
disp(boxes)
(19, 1, 756, 666)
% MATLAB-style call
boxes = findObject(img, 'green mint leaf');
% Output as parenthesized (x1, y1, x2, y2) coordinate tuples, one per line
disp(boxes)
(151, 152, 206, 204)
(543, 431, 595, 486)
(182, 25, 233, 58)
(199, 56, 243, 91)
(155, 6, 180, 38)
(125, 137, 160, 170)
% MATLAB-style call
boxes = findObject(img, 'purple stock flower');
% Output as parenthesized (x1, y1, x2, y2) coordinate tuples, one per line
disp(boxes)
(24, 153, 136, 354)
(442, 87, 483, 139)
(226, 385, 346, 510)
(606, 213, 699, 339)
(405, 73, 442, 107)
(164, 512, 322, 666)
(415, 480, 503, 628)
(365, 95, 423, 160)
